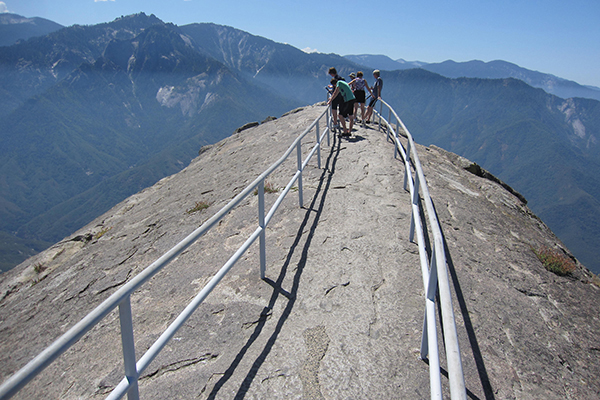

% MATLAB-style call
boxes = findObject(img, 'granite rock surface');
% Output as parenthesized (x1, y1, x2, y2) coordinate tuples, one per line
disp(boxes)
(1, 104, 599, 399)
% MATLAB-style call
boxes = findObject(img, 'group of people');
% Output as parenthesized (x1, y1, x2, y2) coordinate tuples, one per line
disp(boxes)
(326, 67, 383, 137)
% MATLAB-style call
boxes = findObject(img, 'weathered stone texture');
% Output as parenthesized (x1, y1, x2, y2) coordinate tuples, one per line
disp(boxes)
(1, 104, 599, 399)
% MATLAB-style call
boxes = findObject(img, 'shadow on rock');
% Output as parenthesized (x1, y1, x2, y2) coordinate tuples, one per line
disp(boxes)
(205, 134, 342, 400)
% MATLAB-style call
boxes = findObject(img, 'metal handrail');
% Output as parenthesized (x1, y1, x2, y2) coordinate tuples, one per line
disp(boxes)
(2, 99, 466, 400)
(0, 106, 333, 400)
(373, 99, 467, 400)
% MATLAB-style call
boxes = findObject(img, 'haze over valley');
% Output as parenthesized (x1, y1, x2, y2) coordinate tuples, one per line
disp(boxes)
(0, 12, 599, 277)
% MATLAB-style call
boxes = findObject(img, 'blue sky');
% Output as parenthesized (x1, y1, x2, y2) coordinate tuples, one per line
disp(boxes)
(3, 0, 600, 87)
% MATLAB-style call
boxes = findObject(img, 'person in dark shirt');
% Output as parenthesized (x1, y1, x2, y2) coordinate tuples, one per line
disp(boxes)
(364, 69, 383, 124)
(328, 67, 345, 128)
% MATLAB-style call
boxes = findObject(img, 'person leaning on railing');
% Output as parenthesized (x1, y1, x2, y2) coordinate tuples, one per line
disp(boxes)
(327, 67, 345, 128)
(364, 69, 383, 124)
(327, 77, 356, 137)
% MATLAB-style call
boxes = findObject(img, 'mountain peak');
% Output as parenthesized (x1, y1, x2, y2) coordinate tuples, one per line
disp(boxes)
(110, 12, 164, 26)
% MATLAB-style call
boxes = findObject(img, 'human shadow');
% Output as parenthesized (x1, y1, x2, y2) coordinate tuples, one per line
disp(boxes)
(205, 133, 342, 399)
(344, 134, 366, 143)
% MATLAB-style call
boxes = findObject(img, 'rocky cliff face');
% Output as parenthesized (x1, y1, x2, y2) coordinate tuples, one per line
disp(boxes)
(1, 105, 599, 399)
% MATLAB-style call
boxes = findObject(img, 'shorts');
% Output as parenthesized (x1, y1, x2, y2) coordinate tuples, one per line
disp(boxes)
(332, 94, 344, 111)
(340, 99, 356, 118)
(354, 90, 366, 103)
(368, 97, 379, 108)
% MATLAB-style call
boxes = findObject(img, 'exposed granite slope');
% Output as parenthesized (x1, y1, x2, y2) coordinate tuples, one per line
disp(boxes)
(1, 104, 599, 399)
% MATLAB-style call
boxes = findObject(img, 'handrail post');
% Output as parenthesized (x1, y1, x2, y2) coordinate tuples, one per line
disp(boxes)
(409, 174, 420, 243)
(403, 140, 412, 191)
(420, 308, 429, 359)
(409, 207, 416, 244)
(118, 296, 139, 400)
(316, 120, 322, 169)
(258, 179, 266, 279)
(296, 141, 304, 206)
(391, 110, 399, 159)
(378, 101, 383, 132)
(387, 108, 392, 142)
(326, 107, 331, 147)
(393, 110, 398, 159)
(427, 244, 439, 301)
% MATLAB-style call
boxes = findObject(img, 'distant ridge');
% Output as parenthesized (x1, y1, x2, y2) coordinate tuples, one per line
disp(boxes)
(0, 13, 63, 46)
(343, 54, 600, 102)
(423, 59, 600, 102)
(344, 54, 425, 71)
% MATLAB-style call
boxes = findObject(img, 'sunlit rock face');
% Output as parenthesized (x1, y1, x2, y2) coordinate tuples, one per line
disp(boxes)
(1, 105, 598, 399)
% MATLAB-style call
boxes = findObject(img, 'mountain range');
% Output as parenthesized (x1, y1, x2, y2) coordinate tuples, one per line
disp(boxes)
(0, 14, 304, 272)
(379, 69, 600, 274)
(1, 13, 599, 275)
(344, 54, 600, 102)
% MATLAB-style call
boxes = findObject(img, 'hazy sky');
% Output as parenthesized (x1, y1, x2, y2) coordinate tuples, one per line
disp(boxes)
(4, 0, 600, 87)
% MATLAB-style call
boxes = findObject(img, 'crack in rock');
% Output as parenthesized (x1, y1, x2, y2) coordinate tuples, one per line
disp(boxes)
(65, 274, 102, 302)
(516, 287, 547, 298)
(324, 281, 350, 296)
(260, 369, 287, 384)
(117, 248, 138, 266)
(95, 269, 133, 295)
(141, 353, 218, 380)
(369, 279, 386, 337)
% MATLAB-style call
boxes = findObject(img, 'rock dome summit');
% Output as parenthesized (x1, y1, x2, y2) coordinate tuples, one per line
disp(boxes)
(1, 104, 599, 399)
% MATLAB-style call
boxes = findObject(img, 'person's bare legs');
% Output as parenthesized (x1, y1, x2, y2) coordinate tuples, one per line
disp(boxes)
(339, 114, 347, 133)
(359, 103, 366, 126)
(348, 114, 354, 134)
(365, 106, 373, 123)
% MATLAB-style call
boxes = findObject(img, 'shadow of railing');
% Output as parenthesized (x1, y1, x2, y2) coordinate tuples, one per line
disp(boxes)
(438, 215, 495, 400)
(0, 106, 333, 400)
(206, 129, 342, 399)
(374, 99, 467, 400)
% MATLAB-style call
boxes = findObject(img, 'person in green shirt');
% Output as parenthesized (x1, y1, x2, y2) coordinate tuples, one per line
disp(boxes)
(327, 78, 356, 136)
